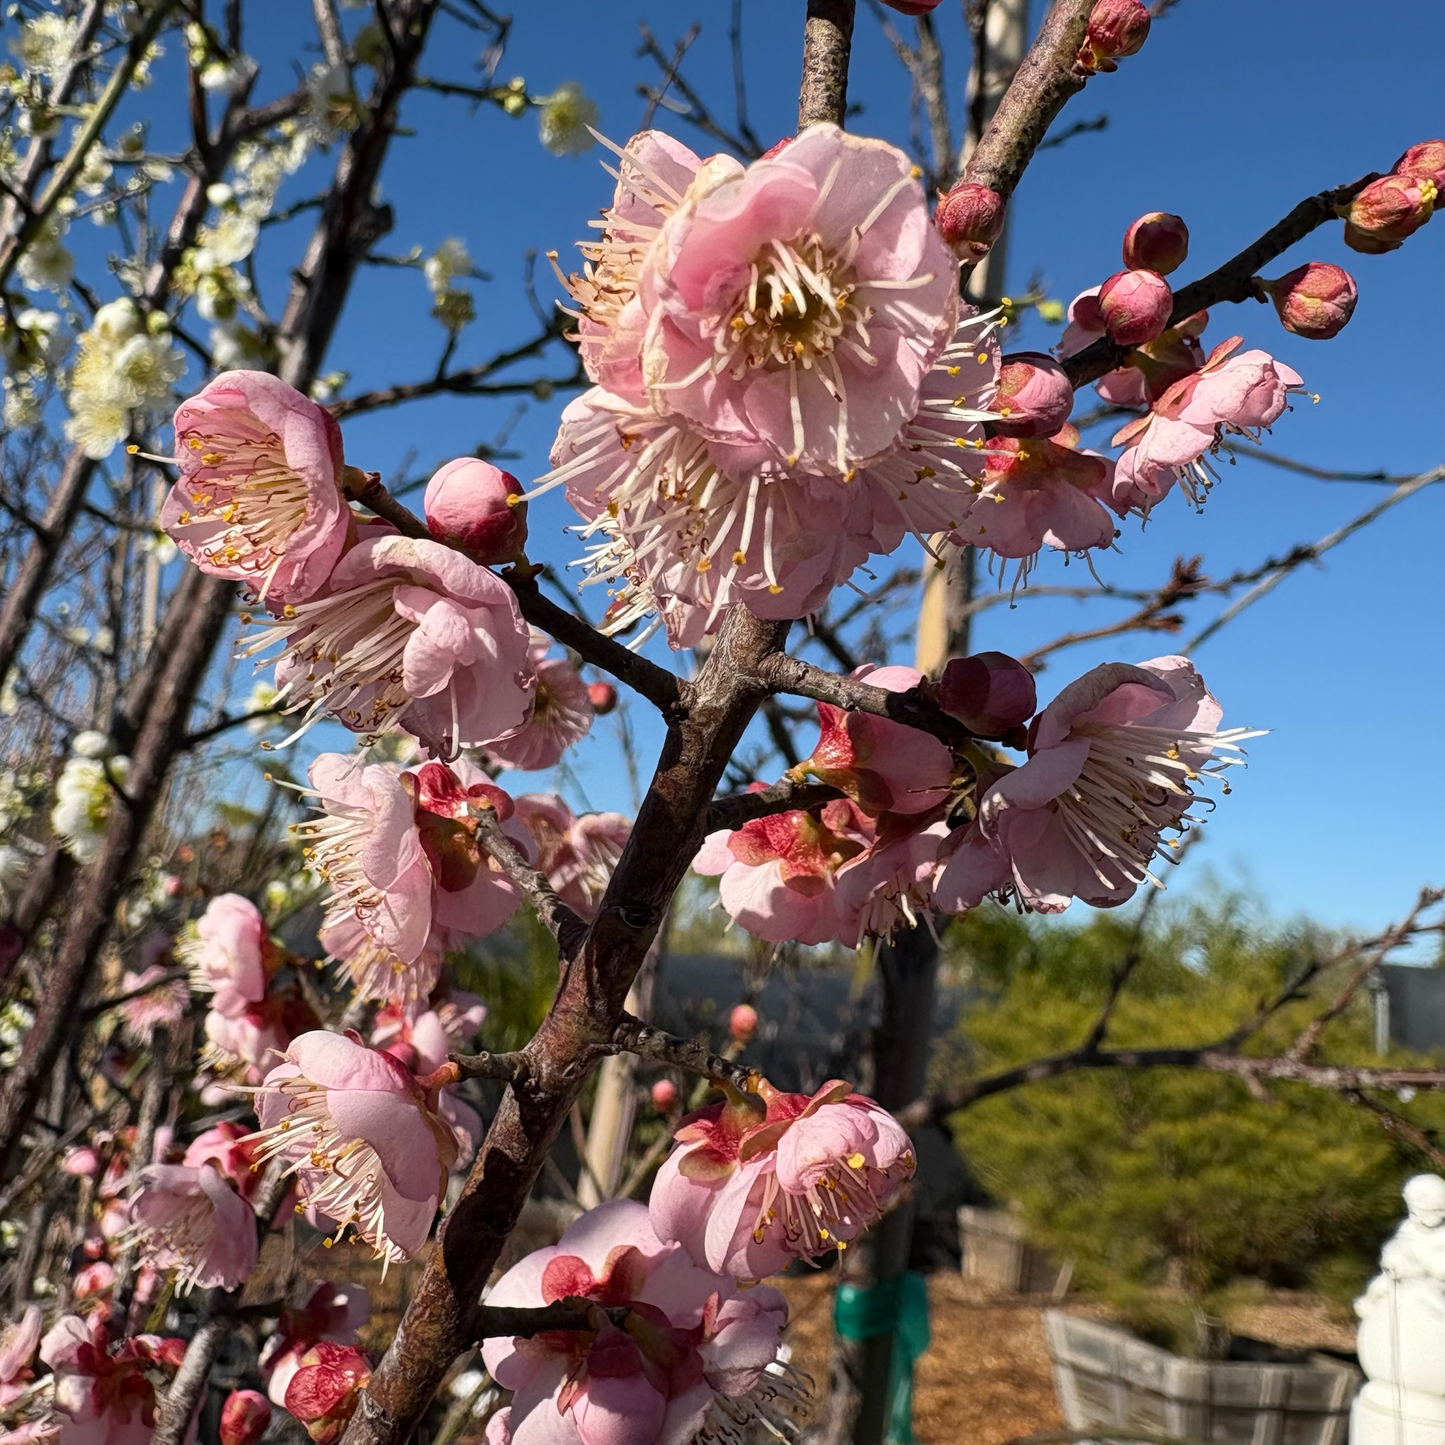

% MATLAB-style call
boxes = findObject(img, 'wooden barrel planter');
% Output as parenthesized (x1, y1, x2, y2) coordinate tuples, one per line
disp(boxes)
(958, 1206, 1073, 1296)
(1044, 1311, 1361, 1445)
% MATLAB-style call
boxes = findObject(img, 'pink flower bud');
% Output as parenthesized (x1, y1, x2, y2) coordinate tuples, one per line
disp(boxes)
(990, 352, 1075, 437)
(1262, 262, 1358, 341)
(651, 1078, 679, 1113)
(586, 681, 618, 714)
(939, 652, 1037, 739)
(423, 458, 529, 565)
(935, 183, 1006, 261)
(1097, 269, 1173, 347)
(286, 1342, 372, 1444)
(1341, 174, 1437, 254)
(1121, 212, 1189, 276)
(221, 1390, 272, 1445)
(729, 1004, 758, 1043)
(1392, 140, 1445, 188)
(1083, 0, 1150, 69)
(882, 0, 943, 11)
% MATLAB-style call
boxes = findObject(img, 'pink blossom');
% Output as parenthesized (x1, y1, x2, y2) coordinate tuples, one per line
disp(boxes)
(38, 1316, 181, 1445)
(948, 430, 1117, 577)
(694, 797, 871, 945)
(989, 353, 1074, 437)
(284, 1342, 371, 1444)
(373, 1007, 483, 1170)
(650, 1081, 915, 1280)
(125, 1162, 258, 1292)
(245, 1030, 459, 1262)
(1110, 336, 1304, 514)
(424, 457, 529, 565)
(261, 1283, 369, 1409)
(0, 1308, 41, 1408)
(514, 795, 632, 919)
(202, 995, 300, 1082)
(481, 1199, 799, 1445)
(801, 665, 953, 816)
(539, 130, 993, 636)
(1082, 0, 1150, 69)
(116, 959, 188, 1044)
(1393, 140, 1445, 188)
(161, 370, 350, 606)
(728, 1005, 758, 1043)
(182, 1122, 264, 1201)
(299, 754, 527, 973)
(485, 633, 594, 771)
(1262, 262, 1357, 341)
(833, 819, 949, 944)
(243, 532, 535, 757)
(320, 913, 443, 1014)
(179, 893, 270, 1018)
(1057, 286, 1205, 408)
(1341, 172, 1437, 253)
(935, 655, 1257, 914)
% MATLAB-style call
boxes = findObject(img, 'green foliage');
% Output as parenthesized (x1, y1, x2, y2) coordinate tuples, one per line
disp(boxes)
(943, 889, 1445, 1344)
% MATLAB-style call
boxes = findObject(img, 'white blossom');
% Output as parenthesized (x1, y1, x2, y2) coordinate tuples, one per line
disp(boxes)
(537, 82, 598, 156)
(51, 752, 131, 863)
(8, 12, 80, 77)
(16, 218, 73, 292)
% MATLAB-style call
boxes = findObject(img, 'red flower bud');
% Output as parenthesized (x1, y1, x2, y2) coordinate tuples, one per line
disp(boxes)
(881, 0, 943, 11)
(285, 1342, 372, 1444)
(1340, 174, 1437, 254)
(424, 457, 529, 565)
(935, 183, 1006, 261)
(1261, 262, 1357, 341)
(586, 681, 618, 714)
(650, 1078, 679, 1113)
(990, 352, 1075, 437)
(1121, 212, 1189, 276)
(729, 1004, 758, 1043)
(1082, 0, 1150, 70)
(221, 1390, 272, 1445)
(1392, 140, 1445, 189)
(939, 652, 1037, 739)
(1097, 269, 1173, 346)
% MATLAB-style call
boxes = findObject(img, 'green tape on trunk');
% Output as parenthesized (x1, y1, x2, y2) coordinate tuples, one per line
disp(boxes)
(832, 1272, 931, 1444)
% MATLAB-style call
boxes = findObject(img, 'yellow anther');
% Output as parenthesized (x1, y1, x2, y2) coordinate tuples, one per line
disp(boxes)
(768, 584, 783, 594)
(846, 1152, 866, 1170)
(947, 365, 961, 377)
(696, 557, 712, 573)
(976, 352, 988, 364)
(126, 444, 140, 454)
(732, 550, 747, 566)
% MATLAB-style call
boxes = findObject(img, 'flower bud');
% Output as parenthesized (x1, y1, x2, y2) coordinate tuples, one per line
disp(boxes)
(1121, 212, 1189, 276)
(882, 0, 944, 11)
(650, 1078, 679, 1113)
(1340, 174, 1437, 254)
(424, 457, 528, 565)
(729, 1003, 758, 1043)
(586, 681, 618, 714)
(935, 182, 1006, 261)
(1083, 0, 1150, 70)
(939, 652, 1037, 739)
(221, 1390, 272, 1445)
(1392, 140, 1445, 188)
(1261, 262, 1357, 341)
(286, 1343, 372, 1445)
(1097, 268, 1173, 346)
(989, 353, 1074, 437)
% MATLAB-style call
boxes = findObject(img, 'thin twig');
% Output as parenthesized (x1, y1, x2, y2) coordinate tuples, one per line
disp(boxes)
(468, 801, 587, 956)
(614, 1014, 753, 1091)
(707, 778, 844, 833)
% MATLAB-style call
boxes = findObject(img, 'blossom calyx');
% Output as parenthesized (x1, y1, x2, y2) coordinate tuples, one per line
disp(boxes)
(990, 352, 1075, 437)
(1121, 212, 1189, 276)
(1260, 262, 1357, 341)
(939, 652, 1037, 740)
(1098, 269, 1173, 347)
(1340, 174, 1436, 253)
(424, 457, 528, 565)
(936, 182, 1006, 261)
(284, 1341, 372, 1443)
(220, 1389, 272, 1445)
(1082, 0, 1150, 70)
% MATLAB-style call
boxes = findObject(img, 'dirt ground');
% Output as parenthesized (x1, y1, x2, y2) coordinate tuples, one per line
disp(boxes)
(771, 1271, 1358, 1445)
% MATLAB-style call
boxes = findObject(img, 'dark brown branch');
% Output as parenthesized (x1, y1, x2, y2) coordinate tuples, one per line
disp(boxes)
(760, 654, 969, 749)
(473, 1300, 629, 1341)
(957, 0, 1096, 202)
(450, 1049, 530, 1083)
(1063, 173, 1380, 390)
(707, 777, 845, 832)
(468, 801, 587, 957)
(1217, 443, 1418, 486)
(614, 1014, 753, 1091)
(797, 0, 856, 130)
(81, 968, 189, 1021)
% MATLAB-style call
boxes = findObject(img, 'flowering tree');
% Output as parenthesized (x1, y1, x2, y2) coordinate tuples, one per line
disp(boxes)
(0, 2, 1442, 1444)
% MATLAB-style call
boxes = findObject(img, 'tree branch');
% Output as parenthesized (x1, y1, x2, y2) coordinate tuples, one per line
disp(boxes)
(468, 801, 588, 957)
(706, 778, 845, 832)
(613, 1014, 753, 1091)
(798, 0, 856, 130)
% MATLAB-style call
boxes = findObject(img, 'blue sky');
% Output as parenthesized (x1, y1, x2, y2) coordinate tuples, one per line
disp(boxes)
(121, 1, 1445, 937)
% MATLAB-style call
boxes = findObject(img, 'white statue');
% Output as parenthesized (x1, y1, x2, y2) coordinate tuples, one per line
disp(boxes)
(1353, 1174, 1445, 1445)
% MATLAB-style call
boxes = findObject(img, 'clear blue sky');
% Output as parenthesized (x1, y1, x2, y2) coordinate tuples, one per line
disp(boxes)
(147, 1, 1445, 937)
